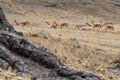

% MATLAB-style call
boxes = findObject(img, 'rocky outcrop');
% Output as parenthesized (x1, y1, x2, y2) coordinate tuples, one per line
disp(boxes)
(0, 6, 101, 80)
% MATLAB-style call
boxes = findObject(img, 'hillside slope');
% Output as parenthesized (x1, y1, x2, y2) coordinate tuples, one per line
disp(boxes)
(0, 0, 120, 22)
(0, 0, 120, 80)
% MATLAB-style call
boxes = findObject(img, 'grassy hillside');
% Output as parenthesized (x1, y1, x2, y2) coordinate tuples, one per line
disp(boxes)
(0, 0, 120, 22)
(0, 0, 120, 80)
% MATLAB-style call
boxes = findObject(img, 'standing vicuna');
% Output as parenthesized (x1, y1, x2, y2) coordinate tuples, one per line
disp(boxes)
(45, 21, 58, 29)
(14, 20, 30, 26)
(14, 20, 32, 30)
(60, 22, 68, 28)
(86, 22, 92, 27)
(104, 25, 114, 32)
(14, 20, 19, 25)
(91, 21, 103, 31)
(53, 21, 68, 29)
(45, 21, 51, 25)
(53, 20, 59, 26)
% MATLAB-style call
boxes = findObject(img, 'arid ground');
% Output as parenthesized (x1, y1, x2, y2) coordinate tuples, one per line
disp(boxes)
(0, 0, 120, 80)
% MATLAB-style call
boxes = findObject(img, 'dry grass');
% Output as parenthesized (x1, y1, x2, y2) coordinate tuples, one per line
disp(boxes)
(17, 27, 120, 80)
(0, 68, 31, 80)
(2, 1, 120, 79)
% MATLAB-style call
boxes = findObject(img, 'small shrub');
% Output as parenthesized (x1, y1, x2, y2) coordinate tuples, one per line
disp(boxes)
(111, 53, 120, 69)
(30, 33, 39, 37)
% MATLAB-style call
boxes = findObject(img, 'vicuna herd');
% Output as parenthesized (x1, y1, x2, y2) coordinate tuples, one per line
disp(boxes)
(45, 20, 115, 32)
(14, 19, 115, 33)
(75, 20, 114, 32)
(45, 21, 68, 29)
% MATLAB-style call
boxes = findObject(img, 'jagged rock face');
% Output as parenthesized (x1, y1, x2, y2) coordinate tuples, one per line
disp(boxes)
(0, 6, 101, 80)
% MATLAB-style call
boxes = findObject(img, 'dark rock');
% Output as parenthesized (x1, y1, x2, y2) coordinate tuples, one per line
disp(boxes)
(0, 6, 22, 36)
(0, 6, 101, 80)
(79, 0, 90, 5)
(114, 3, 120, 7)
(45, 1, 58, 7)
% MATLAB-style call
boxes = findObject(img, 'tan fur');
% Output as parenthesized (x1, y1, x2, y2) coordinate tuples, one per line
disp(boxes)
(50, 24, 57, 29)
(14, 20, 29, 26)
(20, 21, 29, 26)
(60, 22, 68, 28)
(91, 21, 103, 30)
(105, 25, 114, 31)
(14, 20, 19, 25)
(86, 22, 92, 26)
(45, 21, 50, 25)
(53, 20, 59, 26)
(81, 27, 93, 31)
(45, 21, 58, 29)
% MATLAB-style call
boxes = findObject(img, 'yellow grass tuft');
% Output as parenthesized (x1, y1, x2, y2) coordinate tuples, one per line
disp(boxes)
(0, 68, 31, 80)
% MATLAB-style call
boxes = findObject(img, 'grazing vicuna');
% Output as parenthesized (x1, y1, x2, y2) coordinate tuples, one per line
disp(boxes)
(45, 21, 58, 29)
(86, 22, 92, 26)
(51, 21, 59, 29)
(14, 20, 19, 25)
(50, 24, 57, 29)
(53, 20, 59, 26)
(104, 25, 114, 31)
(75, 24, 86, 30)
(14, 20, 30, 26)
(91, 21, 103, 30)
(60, 22, 68, 28)
(81, 27, 93, 31)
(20, 21, 30, 26)
(45, 21, 51, 25)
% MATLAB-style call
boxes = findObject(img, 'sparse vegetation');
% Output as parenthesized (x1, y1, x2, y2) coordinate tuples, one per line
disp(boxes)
(20, 29, 120, 80)
(0, 68, 31, 80)
(111, 53, 120, 69)
(1, 0, 120, 80)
